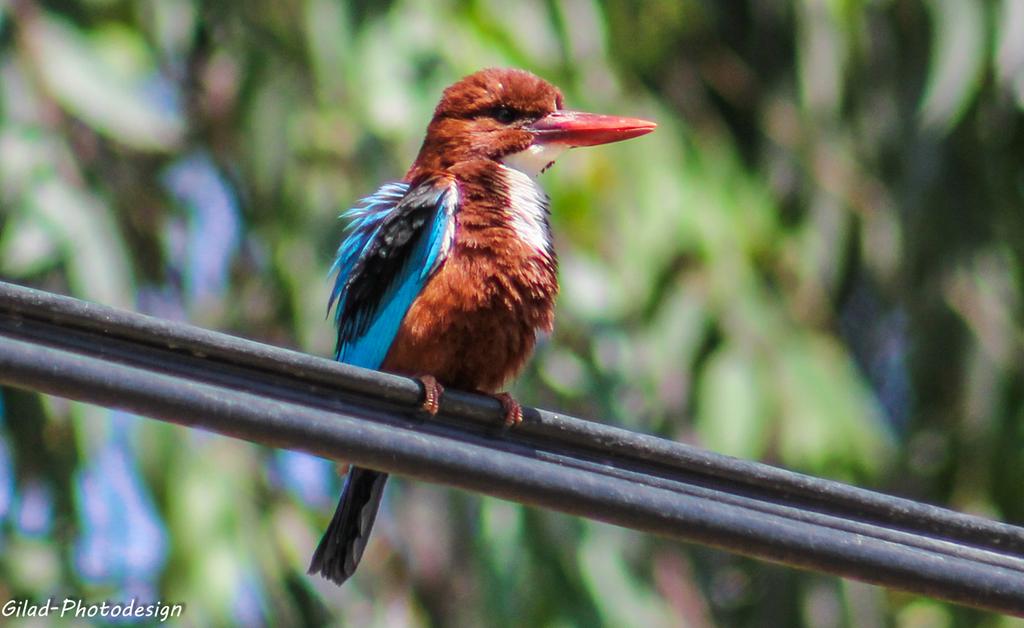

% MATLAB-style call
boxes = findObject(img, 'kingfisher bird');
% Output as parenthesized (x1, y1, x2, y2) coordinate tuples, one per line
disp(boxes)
(309, 68, 655, 585)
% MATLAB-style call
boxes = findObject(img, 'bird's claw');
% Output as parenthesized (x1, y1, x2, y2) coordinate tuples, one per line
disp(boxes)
(493, 392, 523, 428)
(416, 375, 444, 416)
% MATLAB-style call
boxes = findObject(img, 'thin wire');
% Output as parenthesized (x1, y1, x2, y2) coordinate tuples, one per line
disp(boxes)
(0, 280, 1022, 615)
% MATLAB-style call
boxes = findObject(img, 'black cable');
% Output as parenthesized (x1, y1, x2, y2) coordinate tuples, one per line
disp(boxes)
(0, 280, 1022, 615)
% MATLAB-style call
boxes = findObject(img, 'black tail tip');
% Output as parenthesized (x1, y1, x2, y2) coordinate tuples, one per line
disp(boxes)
(307, 552, 355, 587)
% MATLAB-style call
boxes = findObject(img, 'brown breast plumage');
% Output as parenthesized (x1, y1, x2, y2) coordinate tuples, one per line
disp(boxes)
(381, 161, 558, 392)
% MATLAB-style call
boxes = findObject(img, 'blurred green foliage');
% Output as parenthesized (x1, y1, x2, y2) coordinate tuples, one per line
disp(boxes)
(0, 0, 1023, 625)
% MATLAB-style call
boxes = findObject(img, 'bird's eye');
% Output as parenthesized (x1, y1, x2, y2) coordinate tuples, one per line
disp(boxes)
(492, 106, 516, 124)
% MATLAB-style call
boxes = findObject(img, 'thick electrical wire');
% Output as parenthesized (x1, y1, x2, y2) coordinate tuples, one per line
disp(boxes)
(0, 280, 1021, 615)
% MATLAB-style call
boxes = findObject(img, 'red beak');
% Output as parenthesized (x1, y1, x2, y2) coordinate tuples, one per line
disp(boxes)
(527, 110, 656, 147)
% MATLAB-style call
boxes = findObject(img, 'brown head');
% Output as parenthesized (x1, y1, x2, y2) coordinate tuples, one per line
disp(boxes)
(408, 68, 655, 179)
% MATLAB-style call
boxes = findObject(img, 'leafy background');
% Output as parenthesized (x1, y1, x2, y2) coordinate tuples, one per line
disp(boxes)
(0, 0, 1022, 625)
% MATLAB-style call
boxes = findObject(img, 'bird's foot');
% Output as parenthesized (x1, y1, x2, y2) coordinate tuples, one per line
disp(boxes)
(491, 392, 523, 428)
(415, 375, 444, 416)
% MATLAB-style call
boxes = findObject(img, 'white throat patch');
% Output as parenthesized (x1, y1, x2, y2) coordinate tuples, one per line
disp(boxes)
(499, 165, 553, 255)
(502, 143, 568, 179)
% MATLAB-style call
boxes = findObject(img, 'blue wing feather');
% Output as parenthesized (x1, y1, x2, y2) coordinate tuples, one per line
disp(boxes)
(329, 178, 457, 369)
(327, 182, 408, 315)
